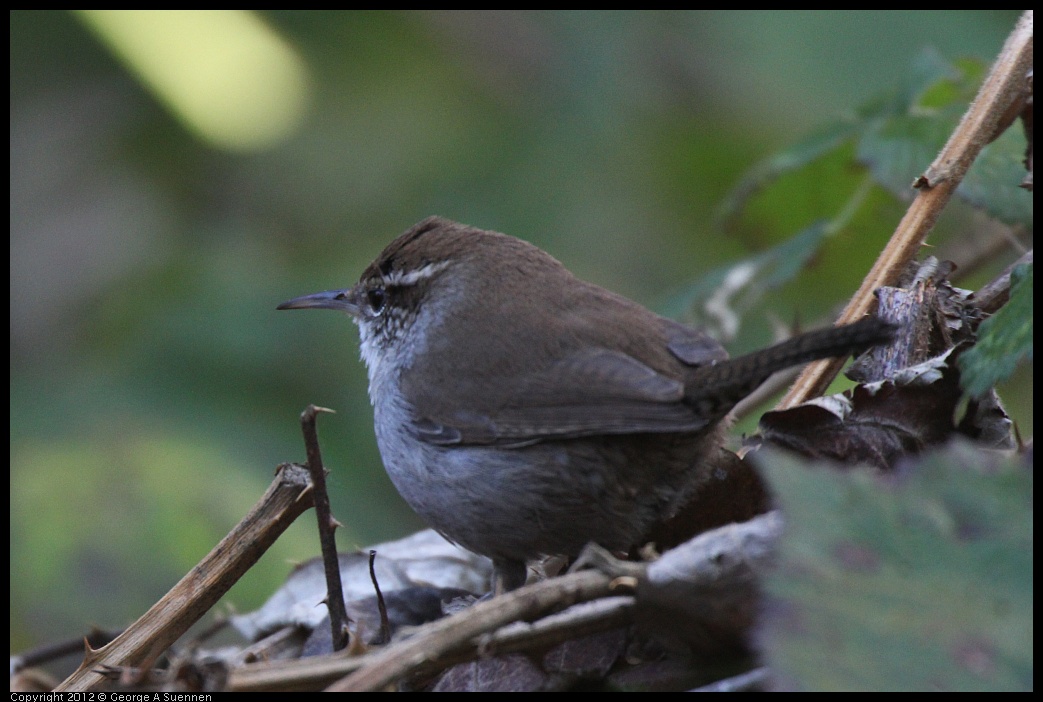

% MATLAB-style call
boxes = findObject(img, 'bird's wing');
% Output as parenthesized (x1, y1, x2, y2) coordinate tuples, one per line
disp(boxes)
(408, 347, 715, 446)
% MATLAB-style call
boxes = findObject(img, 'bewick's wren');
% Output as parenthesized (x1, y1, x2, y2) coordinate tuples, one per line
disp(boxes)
(279, 217, 892, 590)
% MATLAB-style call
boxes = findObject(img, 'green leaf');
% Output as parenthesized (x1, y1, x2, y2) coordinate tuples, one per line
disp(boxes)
(859, 107, 1031, 227)
(725, 48, 1029, 236)
(720, 48, 967, 225)
(757, 444, 1032, 691)
(664, 221, 830, 335)
(716, 120, 861, 227)
(856, 50, 1030, 227)
(858, 109, 960, 201)
(902, 49, 977, 110)
(959, 263, 1033, 398)
(958, 128, 1034, 227)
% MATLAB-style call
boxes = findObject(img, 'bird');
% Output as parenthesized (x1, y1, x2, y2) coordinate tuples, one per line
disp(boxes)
(279, 216, 893, 590)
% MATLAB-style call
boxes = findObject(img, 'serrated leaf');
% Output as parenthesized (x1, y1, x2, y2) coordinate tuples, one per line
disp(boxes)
(958, 128, 1034, 227)
(908, 48, 962, 92)
(859, 108, 1030, 226)
(665, 222, 830, 336)
(856, 49, 1030, 226)
(727, 48, 966, 217)
(756, 444, 1032, 691)
(724, 48, 1027, 237)
(959, 263, 1033, 398)
(906, 50, 981, 110)
(716, 121, 861, 227)
(858, 109, 961, 200)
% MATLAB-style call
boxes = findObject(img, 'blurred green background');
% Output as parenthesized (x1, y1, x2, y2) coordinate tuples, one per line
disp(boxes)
(10, 10, 1028, 653)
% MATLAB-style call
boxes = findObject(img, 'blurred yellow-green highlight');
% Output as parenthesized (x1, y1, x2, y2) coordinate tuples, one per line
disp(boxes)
(75, 10, 310, 151)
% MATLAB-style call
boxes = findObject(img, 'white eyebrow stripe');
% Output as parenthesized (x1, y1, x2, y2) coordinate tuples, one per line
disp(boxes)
(383, 261, 451, 287)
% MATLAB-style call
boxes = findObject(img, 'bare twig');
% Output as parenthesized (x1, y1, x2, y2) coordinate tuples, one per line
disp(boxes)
(970, 249, 1033, 315)
(328, 569, 624, 691)
(299, 405, 349, 652)
(779, 10, 1034, 408)
(226, 514, 783, 691)
(10, 628, 121, 675)
(368, 550, 391, 645)
(55, 463, 315, 692)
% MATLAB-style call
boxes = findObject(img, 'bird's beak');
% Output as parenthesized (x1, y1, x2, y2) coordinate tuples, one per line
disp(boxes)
(277, 288, 361, 316)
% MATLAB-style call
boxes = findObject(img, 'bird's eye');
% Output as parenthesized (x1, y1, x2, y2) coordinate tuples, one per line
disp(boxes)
(366, 287, 386, 313)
